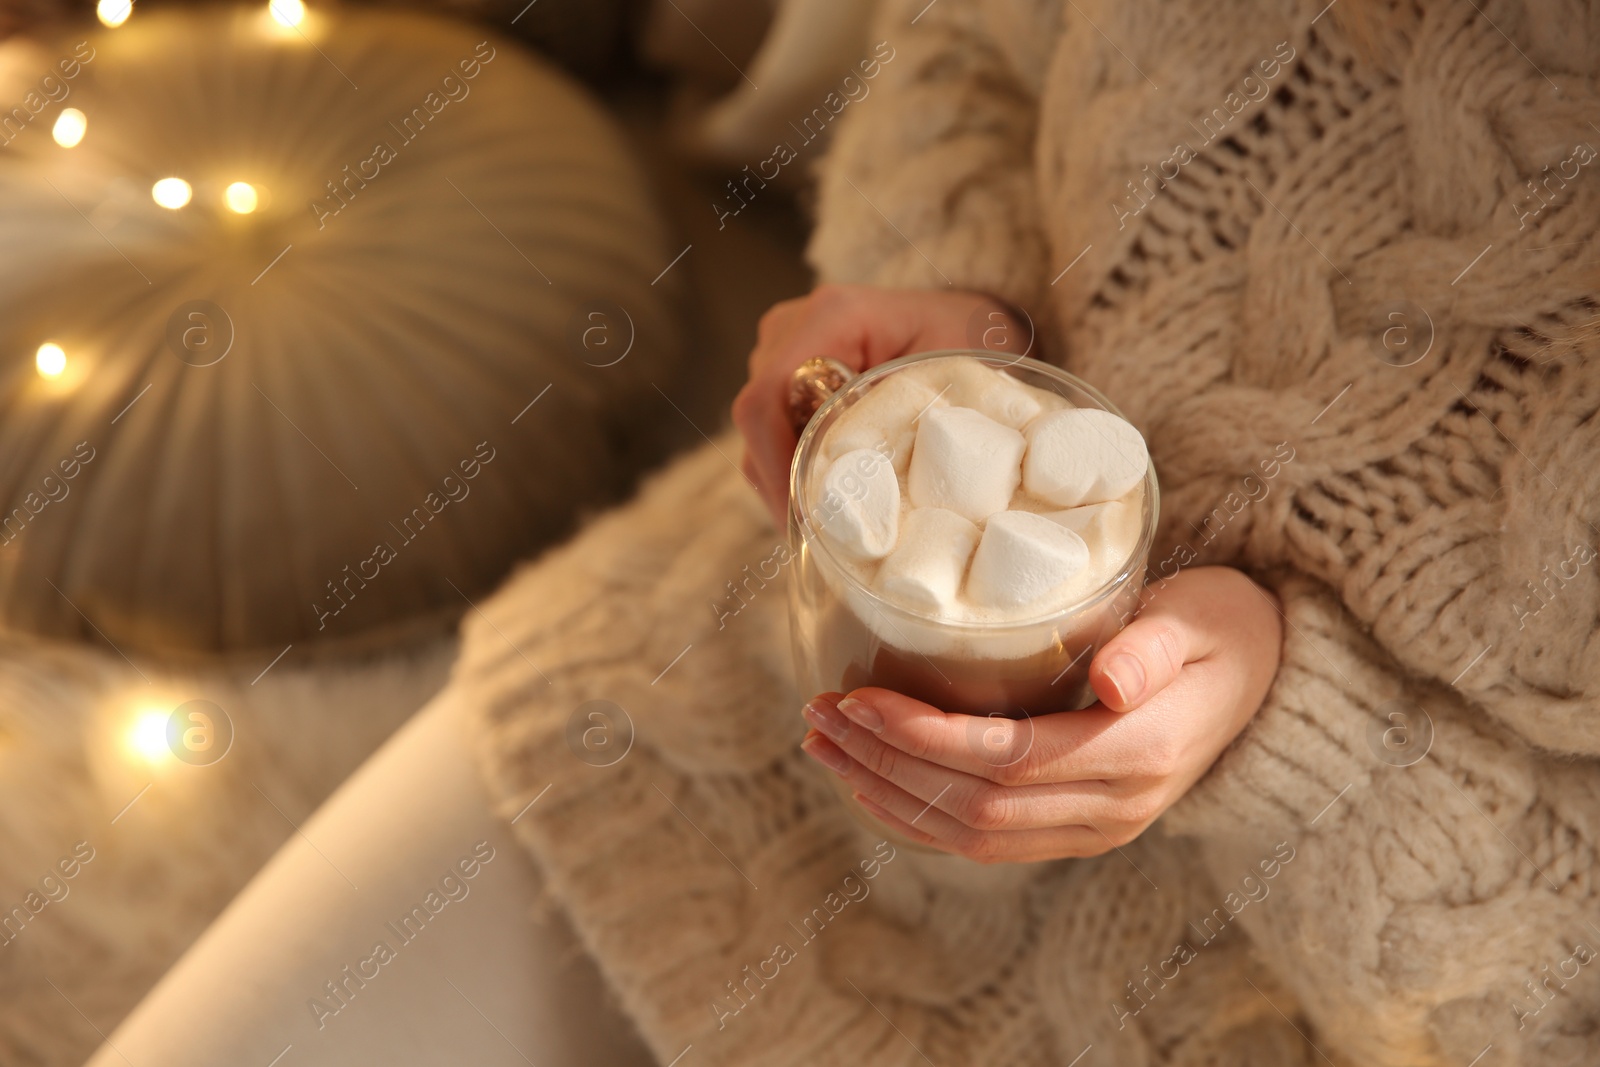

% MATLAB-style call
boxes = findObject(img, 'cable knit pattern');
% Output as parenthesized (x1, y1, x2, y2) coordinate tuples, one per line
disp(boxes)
(463, 0, 1600, 1062)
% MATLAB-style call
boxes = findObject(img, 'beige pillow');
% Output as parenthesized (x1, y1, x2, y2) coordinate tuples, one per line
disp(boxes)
(0, 6, 682, 655)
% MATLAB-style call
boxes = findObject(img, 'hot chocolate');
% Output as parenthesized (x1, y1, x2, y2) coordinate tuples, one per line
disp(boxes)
(789, 353, 1156, 718)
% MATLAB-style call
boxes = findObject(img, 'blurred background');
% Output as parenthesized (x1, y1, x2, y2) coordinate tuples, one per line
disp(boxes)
(0, 0, 862, 1060)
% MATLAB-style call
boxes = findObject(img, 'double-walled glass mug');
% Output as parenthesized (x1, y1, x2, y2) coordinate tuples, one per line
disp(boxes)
(787, 351, 1160, 836)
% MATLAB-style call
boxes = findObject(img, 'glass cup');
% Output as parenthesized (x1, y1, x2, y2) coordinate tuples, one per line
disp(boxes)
(787, 352, 1160, 838)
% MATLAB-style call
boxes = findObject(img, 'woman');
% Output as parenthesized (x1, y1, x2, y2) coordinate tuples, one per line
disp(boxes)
(466, 0, 1597, 1061)
(93, 0, 1598, 1064)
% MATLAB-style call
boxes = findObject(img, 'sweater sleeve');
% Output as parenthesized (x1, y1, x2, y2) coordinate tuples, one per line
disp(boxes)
(1160, 566, 1595, 841)
(1157, 573, 1600, 1064)
(1160, 573, 1404, 838)
(807, 0, 1052, 313)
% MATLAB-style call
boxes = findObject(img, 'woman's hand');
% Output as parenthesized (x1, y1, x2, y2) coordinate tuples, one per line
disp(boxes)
(798, 567, 1284, 864)
(732, 284, 1029, 526)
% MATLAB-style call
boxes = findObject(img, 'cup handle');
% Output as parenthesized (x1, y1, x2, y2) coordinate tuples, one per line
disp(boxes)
(786, 358, 857, 437)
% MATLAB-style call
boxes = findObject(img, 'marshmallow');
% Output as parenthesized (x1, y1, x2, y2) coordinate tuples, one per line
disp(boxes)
(908, 406, 1026, 522)
(945, 359, 1046, 428)
(875, 507, 981, 614)
(1043, 498, 1137, 555)
(1042, 497, 1142, 591)
(837, 424, 917, 480)
(965, 510, 1090, 609)
(824, 371, 944, 476)
(815, 448, 900, 560)
(1023, 408, 1148, 507)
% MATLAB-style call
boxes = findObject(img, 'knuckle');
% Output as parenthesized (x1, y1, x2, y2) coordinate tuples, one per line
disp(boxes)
(905, 715, 967, 765)
(962, 786, 1014, 831)
(895, 727, 939, 763)
(992, 754, 1043, 789)
(809, 282, 854, 306)
(1146, 622, 1185, 679)
(753, 310, 800, 352)
(1140, 737, 1181, 778)
(958, 830, 1006, 864)
(855, 739, 901, 782)
(851, 776, 888, 809)
(755, 298, 798, 338)
(1115, 792, 1162, 827)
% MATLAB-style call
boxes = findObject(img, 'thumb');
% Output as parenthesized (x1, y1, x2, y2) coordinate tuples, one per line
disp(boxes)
(1088, 567, 1236, 711)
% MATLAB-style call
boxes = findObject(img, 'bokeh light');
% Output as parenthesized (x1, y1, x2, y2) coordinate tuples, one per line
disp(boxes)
(52, 108, 87, 148)
(35, 343, 67, 379)
(96, 0, 133, 28)
(152, 177, 193, 210)
(128, 708, 173, 764)
(269, 0, 306, 27)
(224, 182, 260, 214)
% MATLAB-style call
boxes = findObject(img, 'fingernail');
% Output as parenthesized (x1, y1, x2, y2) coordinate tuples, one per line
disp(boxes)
(853, 792, 893, 820)
(836, 696, 884, 733)
(802, 699, 851, 743)
(801, 734, 852, 776)
(1105, 653, 1146, 706)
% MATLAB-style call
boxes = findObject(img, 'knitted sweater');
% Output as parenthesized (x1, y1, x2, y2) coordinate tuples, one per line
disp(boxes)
(459, 0, 1600, 1063)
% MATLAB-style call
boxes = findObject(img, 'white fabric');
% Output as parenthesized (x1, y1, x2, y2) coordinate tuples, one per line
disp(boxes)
(83, 689, 654, 1067)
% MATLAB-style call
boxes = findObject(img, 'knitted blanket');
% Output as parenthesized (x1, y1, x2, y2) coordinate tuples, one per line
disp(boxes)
(459, 0, 1600, 1062)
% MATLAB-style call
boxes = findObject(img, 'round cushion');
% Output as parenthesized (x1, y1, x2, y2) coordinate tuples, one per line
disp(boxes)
(0, 5, 682, 655)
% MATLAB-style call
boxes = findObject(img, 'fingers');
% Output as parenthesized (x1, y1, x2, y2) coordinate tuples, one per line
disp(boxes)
(793, 566, 1288, 862)
(750, 295, 808, 357)
(1090, 611, 1189, 712)
(733, 384, 784, 516)
(733, 288, 883, 523)
(822, 687, 1162, 786)
(739, 449, 773, 518)
(732, 379, 793, 523)
(802, 694, 1156, 826)
(733, 285, 1009, 525)
(1088, 566, 1276, 711)
(799, 729, 1134, 863)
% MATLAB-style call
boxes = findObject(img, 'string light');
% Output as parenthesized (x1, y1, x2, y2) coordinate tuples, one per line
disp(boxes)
(152, 177, 193, 210)
(269, 0, 306, 27)
(35, 343, 67, 379)
(127, 708, 173, 764)
(96, 0, 133, 27)
(52, 108, 87, 148)
(224, 182, 260, 214)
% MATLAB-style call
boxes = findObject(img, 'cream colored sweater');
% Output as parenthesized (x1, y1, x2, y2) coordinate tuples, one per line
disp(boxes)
(460, 0, 1600, 1062)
